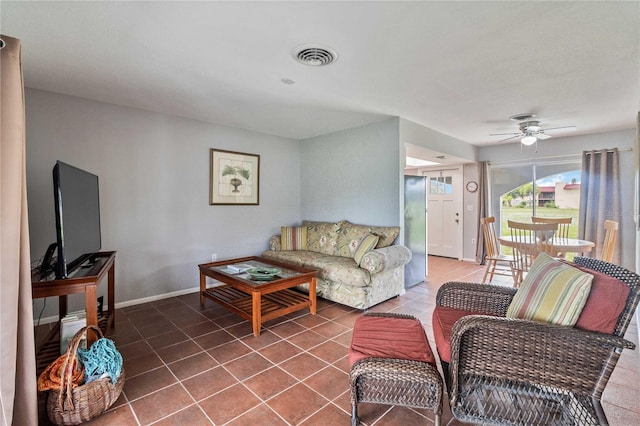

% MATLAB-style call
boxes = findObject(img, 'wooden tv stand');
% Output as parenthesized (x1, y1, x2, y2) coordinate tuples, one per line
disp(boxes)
(32, 251, 116, 373)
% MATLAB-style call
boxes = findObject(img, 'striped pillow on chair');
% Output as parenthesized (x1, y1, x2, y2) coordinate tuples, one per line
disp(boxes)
(281, 226, 308, 251)
(506, 253, 593, 326)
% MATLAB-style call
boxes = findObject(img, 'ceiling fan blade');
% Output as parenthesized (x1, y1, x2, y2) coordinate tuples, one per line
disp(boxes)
(497, 134, 522, 143)
(536, 133, 552, 140)
(490, 132, 521, 136)
(541, 125, 576, 132)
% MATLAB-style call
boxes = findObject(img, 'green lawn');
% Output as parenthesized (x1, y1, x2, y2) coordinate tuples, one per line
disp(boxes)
(500, 207, 579, 238)
(499, 207, 580, 260)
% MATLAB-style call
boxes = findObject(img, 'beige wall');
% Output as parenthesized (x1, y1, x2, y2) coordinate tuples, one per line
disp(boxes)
(554, 183, 580, 209)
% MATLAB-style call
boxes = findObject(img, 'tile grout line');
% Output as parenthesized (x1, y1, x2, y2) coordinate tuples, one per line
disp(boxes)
(124, 301, 232, 424)
(136, 286, 428, 423)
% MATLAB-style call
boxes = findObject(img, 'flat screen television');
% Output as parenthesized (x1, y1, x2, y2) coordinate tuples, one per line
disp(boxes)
(51, 161, 102, 279)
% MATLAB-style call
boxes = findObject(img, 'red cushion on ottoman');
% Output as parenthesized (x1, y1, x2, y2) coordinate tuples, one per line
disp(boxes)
(349, 315, 435, 367)
(432, 306, 485, 363)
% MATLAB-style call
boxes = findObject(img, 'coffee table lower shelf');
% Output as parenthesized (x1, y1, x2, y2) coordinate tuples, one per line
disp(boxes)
(203, 286, 311, 335)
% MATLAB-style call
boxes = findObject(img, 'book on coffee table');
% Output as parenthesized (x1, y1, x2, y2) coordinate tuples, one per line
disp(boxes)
(225, 263, 253, 274)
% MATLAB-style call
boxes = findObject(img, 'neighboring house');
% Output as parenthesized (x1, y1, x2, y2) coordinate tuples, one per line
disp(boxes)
(554, 182, 581, 209)
(537, 186, 555, 207)
(536, 183, 580, 209)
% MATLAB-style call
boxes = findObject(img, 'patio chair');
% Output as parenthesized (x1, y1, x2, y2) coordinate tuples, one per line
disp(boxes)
(531, 216, 572, 239)
(432, 256, 640, 426)
(507, 220, 558, 285)
(480, 216, 516, 284)
(532, 216, 572, 257)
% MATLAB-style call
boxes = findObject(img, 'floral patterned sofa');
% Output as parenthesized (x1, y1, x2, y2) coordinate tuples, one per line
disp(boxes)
(262, 220, 411, 309)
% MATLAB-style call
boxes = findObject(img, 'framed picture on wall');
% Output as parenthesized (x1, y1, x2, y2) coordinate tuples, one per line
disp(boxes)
(210, 149, 260, 205)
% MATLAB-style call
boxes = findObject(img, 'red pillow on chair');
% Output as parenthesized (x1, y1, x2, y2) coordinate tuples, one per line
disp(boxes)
(568, 263, 630, 335)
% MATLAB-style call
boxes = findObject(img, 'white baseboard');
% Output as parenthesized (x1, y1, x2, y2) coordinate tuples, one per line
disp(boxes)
(461, 257, 478, 263)
(34, 285, 201, 326)
(115, 286, 201, 309)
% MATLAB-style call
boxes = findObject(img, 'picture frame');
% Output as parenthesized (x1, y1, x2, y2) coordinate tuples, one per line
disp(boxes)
(210, 149, 260, 205)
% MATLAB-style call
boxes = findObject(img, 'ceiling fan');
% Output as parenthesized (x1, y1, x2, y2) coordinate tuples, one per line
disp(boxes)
(490, 114, 576, 145)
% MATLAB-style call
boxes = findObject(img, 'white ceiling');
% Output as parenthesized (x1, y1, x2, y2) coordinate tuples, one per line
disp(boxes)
(3, 1, 639, 145)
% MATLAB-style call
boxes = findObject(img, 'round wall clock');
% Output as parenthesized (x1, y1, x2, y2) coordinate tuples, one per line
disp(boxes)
(466, 181, 478, 193)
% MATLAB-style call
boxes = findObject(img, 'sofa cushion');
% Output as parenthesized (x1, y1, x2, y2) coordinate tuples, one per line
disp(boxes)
(349, 315, 435, 366)
(262, 250, 325, 269)
(506, 253, 593, 326)
(335, 221, 400, 257)
(281, 226, 307, 251)
(309, 255, 371, 286)
(353, 234, 379, 266)
(335, 223, 370, 257)
(262, 250, 371, 287)
(303, 220, 343, 256)
(432, 306, 485, 363)
(566, 262, 630, 334)
(371, 226, 400, 248)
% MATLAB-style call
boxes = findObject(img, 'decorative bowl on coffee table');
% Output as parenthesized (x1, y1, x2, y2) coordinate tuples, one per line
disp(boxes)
(246, 267, 280, 281)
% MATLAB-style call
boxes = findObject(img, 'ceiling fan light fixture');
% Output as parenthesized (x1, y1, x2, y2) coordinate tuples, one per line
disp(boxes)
(521, 135, 537, 145)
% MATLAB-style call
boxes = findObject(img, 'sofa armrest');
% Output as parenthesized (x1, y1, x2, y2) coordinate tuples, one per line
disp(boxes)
(361, 245, 411, 274)
(436, 281, 516, 316)
(268, 235, 281, 251)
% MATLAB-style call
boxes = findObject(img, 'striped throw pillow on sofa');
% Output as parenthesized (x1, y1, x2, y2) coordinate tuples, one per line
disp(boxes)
(281, 226, 307, 251)
(353, 234, 379, 266)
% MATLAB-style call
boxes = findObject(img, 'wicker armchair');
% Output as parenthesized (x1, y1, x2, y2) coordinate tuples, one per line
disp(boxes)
(435, 257, 640, 425)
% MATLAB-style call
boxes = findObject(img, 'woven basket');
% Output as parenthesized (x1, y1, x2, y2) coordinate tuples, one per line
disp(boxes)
(45, 325, 125, 425)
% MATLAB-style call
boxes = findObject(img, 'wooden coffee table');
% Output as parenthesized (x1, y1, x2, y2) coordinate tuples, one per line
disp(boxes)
(199, 256, 318, 336)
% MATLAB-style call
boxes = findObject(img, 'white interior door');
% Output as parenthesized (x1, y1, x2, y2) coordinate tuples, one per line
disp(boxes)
(424, 168, 463, 259)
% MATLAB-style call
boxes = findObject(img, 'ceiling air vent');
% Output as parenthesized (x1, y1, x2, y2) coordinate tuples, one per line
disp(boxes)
(293, 44, 338, 66)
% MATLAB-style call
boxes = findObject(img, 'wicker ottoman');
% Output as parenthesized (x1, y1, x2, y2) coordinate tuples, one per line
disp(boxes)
(349, 313, 443, 426)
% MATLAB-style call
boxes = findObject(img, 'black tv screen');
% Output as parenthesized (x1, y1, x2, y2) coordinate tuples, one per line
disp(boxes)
(53, 161, 101, 278)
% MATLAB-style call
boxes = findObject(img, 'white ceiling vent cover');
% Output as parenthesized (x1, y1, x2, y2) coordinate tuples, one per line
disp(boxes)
(293, 44, 338, 66)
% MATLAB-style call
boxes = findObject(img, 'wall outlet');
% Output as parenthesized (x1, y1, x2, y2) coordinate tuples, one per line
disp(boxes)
(471, 238, 476, 245)
(211, 253, 217, 261)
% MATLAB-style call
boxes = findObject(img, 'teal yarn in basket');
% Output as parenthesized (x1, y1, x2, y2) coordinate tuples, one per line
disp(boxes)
(77, 337, 123, 384)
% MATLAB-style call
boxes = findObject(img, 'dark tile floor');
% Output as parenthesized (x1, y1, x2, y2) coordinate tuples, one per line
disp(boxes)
(37, 256, 639, 425)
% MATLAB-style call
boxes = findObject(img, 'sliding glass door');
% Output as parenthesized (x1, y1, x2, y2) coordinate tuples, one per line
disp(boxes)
(490, 158, 582, 244)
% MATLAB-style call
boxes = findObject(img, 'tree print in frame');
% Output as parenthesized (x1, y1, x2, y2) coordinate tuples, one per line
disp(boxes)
(210, 149, 260, 205)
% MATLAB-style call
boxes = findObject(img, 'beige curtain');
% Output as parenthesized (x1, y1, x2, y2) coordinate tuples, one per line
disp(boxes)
(578, 148, 621, 264)
(475, 161, 489, 264)
(0, 35, 38, 425)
